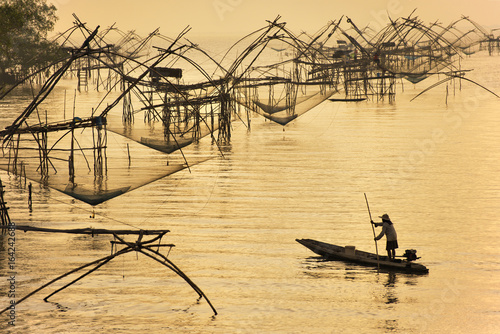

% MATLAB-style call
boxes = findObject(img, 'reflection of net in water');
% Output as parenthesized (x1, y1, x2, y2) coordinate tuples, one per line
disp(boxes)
(0, 127, 212, 206)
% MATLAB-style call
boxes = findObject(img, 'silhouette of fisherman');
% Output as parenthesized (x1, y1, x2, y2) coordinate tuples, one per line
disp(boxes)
(371, 214, 398, 260)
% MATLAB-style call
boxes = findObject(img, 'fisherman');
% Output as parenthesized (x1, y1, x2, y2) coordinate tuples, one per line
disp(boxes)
(371, 214, 398, 260)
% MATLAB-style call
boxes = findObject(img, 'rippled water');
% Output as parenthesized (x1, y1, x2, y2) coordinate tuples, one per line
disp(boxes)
(1, 51, 500, 333)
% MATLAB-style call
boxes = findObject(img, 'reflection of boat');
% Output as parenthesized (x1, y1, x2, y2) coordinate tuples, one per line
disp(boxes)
(296, 239, 429, 274)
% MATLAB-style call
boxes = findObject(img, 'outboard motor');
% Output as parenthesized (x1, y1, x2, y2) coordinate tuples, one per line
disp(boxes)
(404, 249, 419, 261)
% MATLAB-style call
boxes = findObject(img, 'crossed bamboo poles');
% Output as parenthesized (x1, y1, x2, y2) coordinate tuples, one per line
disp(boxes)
(0, 226, 217, 316)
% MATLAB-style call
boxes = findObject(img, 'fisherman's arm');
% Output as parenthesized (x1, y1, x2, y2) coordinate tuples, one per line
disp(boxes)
(371, 221, 384, 227)
(374, 226, 386, 240)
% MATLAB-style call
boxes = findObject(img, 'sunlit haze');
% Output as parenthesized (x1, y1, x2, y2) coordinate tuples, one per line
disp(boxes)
(51, 0, 500, 38)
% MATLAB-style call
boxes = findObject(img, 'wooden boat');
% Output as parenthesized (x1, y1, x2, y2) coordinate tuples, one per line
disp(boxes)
(296, 239, 429, 274)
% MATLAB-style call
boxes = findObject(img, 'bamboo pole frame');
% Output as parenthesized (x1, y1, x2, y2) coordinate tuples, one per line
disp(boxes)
(0, 226, 217, 316)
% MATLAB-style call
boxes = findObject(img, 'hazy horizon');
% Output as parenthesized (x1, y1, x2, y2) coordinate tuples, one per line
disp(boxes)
(51, 0, 500, 38)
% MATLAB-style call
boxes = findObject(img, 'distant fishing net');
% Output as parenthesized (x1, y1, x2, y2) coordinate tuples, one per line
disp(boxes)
(236, 85, 335, 126)
(106, 108, 220, 154)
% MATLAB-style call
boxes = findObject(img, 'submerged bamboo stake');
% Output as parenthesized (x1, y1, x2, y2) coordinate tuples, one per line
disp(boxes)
(127, 143, 131, 165)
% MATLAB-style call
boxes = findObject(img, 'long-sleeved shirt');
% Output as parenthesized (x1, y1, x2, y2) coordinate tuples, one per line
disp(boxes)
(374, 222, 397, 241)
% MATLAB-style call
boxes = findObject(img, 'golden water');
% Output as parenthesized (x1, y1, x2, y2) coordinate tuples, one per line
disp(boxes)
(1, 52, 500, 333)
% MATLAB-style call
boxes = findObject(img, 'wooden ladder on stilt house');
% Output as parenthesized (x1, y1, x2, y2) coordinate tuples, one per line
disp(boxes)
(78, 69, 88, 92)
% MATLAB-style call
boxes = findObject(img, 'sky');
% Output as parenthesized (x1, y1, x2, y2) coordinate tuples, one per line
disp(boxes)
(51, 0, 500, 38)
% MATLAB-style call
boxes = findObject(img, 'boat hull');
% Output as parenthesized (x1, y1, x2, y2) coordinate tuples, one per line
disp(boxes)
(296, 238, 429, 274)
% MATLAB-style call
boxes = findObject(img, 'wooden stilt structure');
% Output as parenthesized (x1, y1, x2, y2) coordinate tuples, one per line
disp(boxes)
(92, 116, 107, 177)
(1, 13, 498, 205)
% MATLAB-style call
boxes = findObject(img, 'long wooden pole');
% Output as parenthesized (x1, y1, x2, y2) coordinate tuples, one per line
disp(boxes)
(364, 193, 380, 270)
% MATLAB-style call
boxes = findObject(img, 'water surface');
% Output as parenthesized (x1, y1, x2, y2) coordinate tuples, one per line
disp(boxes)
(0, 52, 499, 333)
